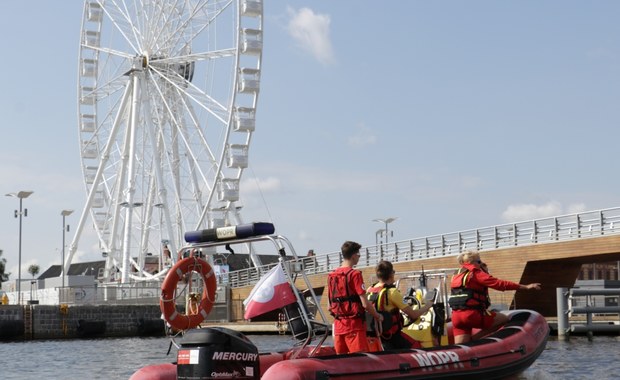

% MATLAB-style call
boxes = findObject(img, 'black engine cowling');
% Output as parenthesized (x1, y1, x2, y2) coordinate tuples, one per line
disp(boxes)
(177, 327, 259, 379)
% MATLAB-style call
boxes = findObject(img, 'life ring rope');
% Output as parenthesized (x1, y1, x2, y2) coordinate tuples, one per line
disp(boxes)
(160, 256, 217, 331)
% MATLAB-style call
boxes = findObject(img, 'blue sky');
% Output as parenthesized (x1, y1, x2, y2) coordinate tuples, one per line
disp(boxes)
(1, 1, 619, 280)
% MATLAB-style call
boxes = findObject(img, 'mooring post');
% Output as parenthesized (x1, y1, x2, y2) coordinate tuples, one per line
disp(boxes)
(556, 287, 569, 341)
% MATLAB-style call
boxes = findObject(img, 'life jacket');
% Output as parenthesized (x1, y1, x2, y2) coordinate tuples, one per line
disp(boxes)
(328, 268, 365, 320)
(366, 283, 403, 338)
(448, 268, 490, 311)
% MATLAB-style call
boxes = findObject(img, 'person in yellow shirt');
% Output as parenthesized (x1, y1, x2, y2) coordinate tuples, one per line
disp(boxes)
(367, 260, 432, 350)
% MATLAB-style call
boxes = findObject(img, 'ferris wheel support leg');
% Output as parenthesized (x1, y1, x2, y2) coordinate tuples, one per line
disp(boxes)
(120, 74, 142, 284)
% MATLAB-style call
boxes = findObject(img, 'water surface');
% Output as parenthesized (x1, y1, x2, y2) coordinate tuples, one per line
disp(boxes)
(0, 335, 617, 379)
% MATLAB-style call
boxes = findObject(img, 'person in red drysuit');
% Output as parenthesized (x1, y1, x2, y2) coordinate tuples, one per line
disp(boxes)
(449, 250, 541, 344)
(328, 241, 383, 354)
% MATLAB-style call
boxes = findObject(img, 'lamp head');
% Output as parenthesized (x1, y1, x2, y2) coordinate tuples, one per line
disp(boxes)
(373, 217, 398, 224)
(5, 191, 34, 199)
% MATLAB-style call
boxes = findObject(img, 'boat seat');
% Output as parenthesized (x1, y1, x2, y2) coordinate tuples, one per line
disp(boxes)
(504, 318, 528, 328)
(506, 311, 530, 323)
(492, 328, 521, 340)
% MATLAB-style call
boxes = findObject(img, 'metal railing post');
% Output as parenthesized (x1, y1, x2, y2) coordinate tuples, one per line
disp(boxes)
(556, 287, 569, 341)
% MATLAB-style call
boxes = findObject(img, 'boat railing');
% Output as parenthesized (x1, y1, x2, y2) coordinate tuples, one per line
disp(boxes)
(228, 207, 620, 288)
(179, 232, 331, 347)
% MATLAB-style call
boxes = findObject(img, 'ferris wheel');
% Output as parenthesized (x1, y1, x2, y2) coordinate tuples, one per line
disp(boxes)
(66, 0, 264, 284)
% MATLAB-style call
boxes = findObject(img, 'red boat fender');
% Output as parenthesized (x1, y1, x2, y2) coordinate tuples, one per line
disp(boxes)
(258, 346, 338, 376)
(259, 352, 286, 377)
(128, 363, 176, 380)
(160, 257, 217, 331)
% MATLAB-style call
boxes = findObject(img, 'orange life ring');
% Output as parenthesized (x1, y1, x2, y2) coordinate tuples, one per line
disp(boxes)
(160, 257, 217, 331)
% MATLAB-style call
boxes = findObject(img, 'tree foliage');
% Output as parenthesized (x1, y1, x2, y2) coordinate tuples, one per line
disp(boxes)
(28, 264, 40, 279)
(0, 249, 9, 287)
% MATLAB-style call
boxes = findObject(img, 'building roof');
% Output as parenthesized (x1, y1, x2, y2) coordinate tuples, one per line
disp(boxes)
(37, 254, 282, 280)
(38, 260, 105, 280)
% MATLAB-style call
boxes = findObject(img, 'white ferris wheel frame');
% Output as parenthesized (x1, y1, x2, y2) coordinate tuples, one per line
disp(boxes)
(66, 0, 264, 284)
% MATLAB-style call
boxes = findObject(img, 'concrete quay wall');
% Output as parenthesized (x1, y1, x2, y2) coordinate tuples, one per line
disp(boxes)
(0, 304, 164, 340)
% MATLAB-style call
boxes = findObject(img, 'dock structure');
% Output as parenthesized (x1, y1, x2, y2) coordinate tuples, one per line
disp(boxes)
(556, 287, 620, 340)
(4, 208, 620, 340)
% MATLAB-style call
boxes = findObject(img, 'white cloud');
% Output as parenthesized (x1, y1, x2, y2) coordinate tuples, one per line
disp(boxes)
(347, 123, 377, 148)
(287, 7, 336, 66)
(566, 203, 587, 214)
(501, 201, 588, 223)
(297, 229, 310, 243)
(241, 176, 282, 195)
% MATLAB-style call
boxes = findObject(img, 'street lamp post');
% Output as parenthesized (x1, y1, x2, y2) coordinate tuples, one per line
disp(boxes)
(372, 217, 398, 246)
(6, 191, 34, 305)
(375, 229, 385, 246)
(61, 210, 74, 289)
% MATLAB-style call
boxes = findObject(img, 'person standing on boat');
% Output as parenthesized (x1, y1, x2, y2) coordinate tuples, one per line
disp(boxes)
(449, 250, 541, 344)
(367, 260, 433, 350)
(328, 241, 383, 354)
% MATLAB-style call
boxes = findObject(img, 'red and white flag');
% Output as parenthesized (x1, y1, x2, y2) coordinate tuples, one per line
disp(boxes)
(243, 264, 297, 319)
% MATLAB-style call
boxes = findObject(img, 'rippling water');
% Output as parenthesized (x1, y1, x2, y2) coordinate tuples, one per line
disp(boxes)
(0, 335, 618, 379)
(522, 336, 620, 380)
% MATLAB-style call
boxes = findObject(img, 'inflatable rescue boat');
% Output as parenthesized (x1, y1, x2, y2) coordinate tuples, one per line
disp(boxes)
(129, 223, 549, 380)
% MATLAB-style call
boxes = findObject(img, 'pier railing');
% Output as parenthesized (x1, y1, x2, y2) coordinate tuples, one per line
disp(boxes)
(556, 287, 620, 340)
(228, 207, 620, 288)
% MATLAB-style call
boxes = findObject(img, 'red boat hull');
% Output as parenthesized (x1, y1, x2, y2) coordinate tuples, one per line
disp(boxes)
(130, 309, 548, 380)
(262, 309, 548, 379)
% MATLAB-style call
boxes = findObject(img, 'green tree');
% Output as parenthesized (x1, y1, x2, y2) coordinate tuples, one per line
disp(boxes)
(28, 264, 40, 303)
(28, 264, 40, 279)
(0, 249, 9, 289)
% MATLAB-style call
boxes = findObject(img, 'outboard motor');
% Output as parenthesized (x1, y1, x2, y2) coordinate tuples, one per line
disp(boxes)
(177, 327, 259, 380)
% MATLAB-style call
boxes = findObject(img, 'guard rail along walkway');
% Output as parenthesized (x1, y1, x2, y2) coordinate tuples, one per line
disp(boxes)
(228, 207, 620, 288)
(556, 287, 620, 340)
